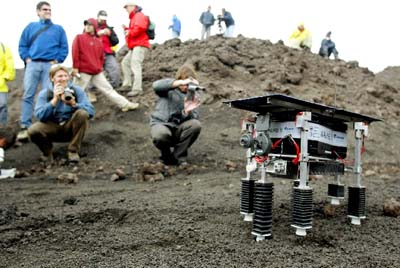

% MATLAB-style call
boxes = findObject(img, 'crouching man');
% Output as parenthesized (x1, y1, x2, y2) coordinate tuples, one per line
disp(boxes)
(150, 64, 202, 166)
(28, 65, 95, 163)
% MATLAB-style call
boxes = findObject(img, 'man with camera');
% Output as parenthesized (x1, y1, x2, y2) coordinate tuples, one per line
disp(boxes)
(28, 65, 95, 163)
(150, 64, 202, 166)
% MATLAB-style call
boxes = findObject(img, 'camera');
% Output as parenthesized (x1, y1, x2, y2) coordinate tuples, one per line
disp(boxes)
(186, 83, 205, 101)
(64, 88, 75, 101)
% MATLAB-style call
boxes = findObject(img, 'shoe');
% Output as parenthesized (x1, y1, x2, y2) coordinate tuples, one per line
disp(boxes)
(121, 102, 139, 112)
(40, 153, 54, 164)
(118, 85, 132, 92)
(17, 128, 29, 142)
(68, 152, 80, 163)
(88, 92, 97, 103)
(127, 90, 143, 97)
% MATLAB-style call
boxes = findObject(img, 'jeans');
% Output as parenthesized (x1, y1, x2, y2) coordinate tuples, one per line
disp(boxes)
(201, 25, 211, 40)
(172, 31, 180, 38)
(21, 61, 52, 128)
(0, 92, 8, 125)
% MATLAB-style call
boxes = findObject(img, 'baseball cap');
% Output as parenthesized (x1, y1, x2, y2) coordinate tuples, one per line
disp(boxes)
(124, 2, 137, 8)
(97, 10, 107, 20)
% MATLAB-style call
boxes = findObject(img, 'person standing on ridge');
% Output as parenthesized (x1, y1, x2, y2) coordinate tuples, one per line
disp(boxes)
(218, 8, 235, 38)
(199, 6, 215, 40)
(17, 1, 68, 141)
(169, 14, 181, 39)
(120, 2, 150, 98)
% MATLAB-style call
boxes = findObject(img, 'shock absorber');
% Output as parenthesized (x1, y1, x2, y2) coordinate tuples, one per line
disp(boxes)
(347, 122, 368, 225)
(251, 163, 274, 241)
(291, 112, 313, 236)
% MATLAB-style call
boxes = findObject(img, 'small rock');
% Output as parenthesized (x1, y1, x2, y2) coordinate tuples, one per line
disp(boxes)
(57, 173, 79, 184)
(144, 173, 165, 182)
(63, 196, 78, 205)
(115, 169, 126, 178)
(383, 198, 400, 217)
(96, 166, 104, 172)
(110, 174, 120, 182)
(324, 204, 336, 217)
(142, 162, 165, 175)
(364, 169, 376, 176)
(225, 160, 238, 171)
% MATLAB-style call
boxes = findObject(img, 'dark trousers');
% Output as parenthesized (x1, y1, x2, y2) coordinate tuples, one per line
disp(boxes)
(151, 119, 201, 162)
(28, 109, 89, 156)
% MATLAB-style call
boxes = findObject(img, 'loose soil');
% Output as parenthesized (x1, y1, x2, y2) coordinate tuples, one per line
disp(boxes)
(1, 35, 399, 267)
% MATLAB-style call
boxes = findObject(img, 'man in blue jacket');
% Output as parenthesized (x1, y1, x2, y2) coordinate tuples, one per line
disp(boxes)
(17, 1, 69, 142)
(199, 6, 215, 40)
(218, 8, 235, 38)
(169, 15, 181, 38)
(319, 31, 339, 60)
(28, 65, 95, 163)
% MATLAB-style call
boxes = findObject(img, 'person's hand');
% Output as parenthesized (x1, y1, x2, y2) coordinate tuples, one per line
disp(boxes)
(71, 68, 80, 78)
(180, 77, 199, 86)
(184, 94, 201, 115)
(98, 28, 111, 36)
(50, 83, 64, 106)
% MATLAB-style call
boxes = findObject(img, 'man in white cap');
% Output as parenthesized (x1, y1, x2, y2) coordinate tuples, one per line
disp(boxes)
(120, 2, 150, 97)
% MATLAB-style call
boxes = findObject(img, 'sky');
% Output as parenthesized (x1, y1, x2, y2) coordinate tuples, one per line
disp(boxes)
(1, 0, 399, 72)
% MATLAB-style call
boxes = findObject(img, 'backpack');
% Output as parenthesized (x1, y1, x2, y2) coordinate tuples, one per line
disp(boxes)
(146, 16, 155, 40)
(108, 27, 119, 46)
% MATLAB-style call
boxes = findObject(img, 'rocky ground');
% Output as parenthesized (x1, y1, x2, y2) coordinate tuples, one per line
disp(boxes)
(1, 35, 399, 267)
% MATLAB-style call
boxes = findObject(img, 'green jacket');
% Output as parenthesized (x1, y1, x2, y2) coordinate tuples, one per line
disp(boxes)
(0, 43, 15, 93)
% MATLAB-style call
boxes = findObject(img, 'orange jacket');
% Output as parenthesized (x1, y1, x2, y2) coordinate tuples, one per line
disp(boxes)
(125, 8, 150, 49)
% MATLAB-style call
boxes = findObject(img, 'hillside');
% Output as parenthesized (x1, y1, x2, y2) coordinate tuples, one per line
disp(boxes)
(1, 35, 399, 267)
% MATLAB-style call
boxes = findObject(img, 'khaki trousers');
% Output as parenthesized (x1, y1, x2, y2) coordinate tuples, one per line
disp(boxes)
(121, 46, 148, 91)
(28, 109, 89, 155)
(74, 72, 130, 108)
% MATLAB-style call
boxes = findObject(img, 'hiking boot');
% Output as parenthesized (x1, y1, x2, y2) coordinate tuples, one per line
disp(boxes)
(68, 151, 80, 163)
(88, 91, 97, 103)
(121, 102, 139, 112)
(117, 85, 132, 92)
(40, 153, 54, 164)
(17, 128, 29, 142)
(127, 90, 143, 97)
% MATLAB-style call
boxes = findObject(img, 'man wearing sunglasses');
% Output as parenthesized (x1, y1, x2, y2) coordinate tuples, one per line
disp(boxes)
(17, 1, 68, 142)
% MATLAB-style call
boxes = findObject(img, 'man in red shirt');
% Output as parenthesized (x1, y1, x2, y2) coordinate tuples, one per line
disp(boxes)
(121, 2, 150, 97)
(71, 18, 139, 112)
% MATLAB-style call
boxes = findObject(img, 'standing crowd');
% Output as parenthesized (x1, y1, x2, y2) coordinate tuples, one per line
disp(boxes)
(0, 1, 339, 167)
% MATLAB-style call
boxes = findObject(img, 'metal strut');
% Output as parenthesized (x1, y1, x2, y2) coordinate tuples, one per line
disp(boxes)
(348, 122, 368, 225)
(291, 112, 313, 236)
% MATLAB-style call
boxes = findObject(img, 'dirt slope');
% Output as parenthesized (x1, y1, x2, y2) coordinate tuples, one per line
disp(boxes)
(1, 35, 399, 267)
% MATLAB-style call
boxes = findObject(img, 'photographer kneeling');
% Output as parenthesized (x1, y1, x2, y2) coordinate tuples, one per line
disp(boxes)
(150, 64, 202, 166)
(28, 65, 95, 163)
